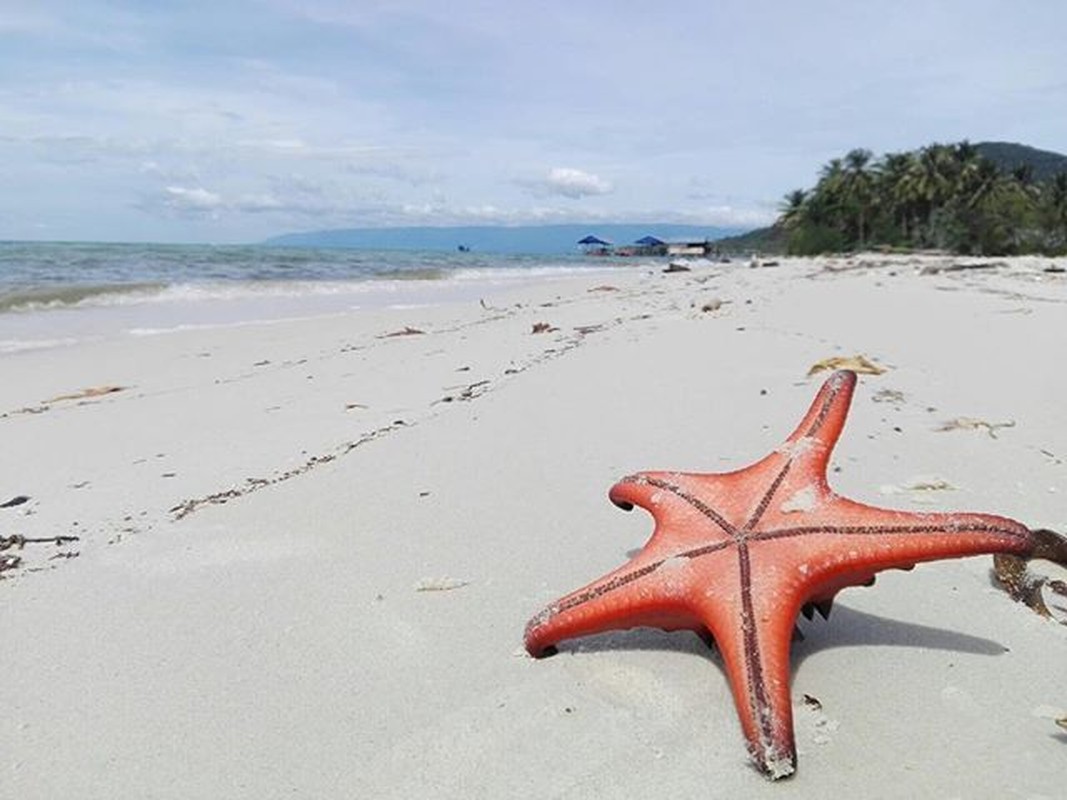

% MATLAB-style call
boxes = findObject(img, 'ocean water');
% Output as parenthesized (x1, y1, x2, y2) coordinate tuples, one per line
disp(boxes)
(0, 241, 629, 354)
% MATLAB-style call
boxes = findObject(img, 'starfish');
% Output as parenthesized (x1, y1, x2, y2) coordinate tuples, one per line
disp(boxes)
(524, 370, 1036, 779)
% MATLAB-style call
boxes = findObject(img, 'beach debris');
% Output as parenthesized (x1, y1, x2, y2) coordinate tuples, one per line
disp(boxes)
(170, 420, 408, 520)
(1043, 265, 1065, 274)
(0, 495, 30, 509)
(907, 478, 955, 492)
(1, 533, 81, 575)
(664, 261, 691, 273)
(44, 385, 126, 404)
(698, 298, 728, 313)
(806, 355, 886, 377)
(1, 533, 80, 551)
(345, 402, 368, 410)
(574, 324, 605, 335)
(415, 577, 469, 592)
(381, 326, 425, 338)
(587, 284, 619, 292)
(992, 528, 1067, 623)
(881, 478, 957, 495)
(936, 417, 1015, 438)
(531, 322, 557, 334)
(871, 388, 906, 405)
(437, 379, 490, 404)
(1057, 717, 1067, 731)
(919, 261, 1003, 275)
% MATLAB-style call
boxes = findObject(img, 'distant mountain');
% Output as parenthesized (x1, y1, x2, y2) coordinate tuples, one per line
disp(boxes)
(264, 223, 747, 255)
(975, 141, 1067, 182)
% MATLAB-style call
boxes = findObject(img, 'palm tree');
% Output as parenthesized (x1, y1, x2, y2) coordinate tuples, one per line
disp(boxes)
(779, 189, 808, 230)
(879, 151, 919, 241)
(842, 148, 876, 247)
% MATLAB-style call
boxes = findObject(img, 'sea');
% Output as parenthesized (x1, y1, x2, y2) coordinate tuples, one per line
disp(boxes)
(0, 241, 630, 355)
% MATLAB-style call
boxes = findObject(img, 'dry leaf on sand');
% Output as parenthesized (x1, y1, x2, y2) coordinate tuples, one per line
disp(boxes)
(807, 355, 886, 377)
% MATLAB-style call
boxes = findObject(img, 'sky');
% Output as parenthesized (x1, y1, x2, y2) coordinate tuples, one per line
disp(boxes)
(1, 1, 1066, 244)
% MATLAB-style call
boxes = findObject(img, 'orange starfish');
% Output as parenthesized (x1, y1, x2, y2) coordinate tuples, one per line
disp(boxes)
(524, 370, 1036, 779)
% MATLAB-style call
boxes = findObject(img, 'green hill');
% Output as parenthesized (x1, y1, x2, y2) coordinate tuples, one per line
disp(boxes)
(975, 141, 1067, 182)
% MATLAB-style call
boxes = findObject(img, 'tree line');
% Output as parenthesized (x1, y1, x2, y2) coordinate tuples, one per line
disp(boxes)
(779, 142, 1067, 256)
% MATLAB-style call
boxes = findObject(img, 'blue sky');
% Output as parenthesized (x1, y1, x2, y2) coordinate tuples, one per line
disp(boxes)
(2, 1, 1066, 243)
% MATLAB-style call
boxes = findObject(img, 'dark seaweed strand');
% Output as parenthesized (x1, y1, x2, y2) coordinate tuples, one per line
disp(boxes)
(749, 521, 1029, 544)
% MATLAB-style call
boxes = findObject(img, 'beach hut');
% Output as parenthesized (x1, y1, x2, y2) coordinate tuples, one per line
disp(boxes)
(634, 235, 665, 246)
(577, 234, 612, 255)
(632, 235, 668, 256)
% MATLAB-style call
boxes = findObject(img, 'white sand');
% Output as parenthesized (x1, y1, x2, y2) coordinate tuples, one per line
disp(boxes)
(2, 254, 1066, 797)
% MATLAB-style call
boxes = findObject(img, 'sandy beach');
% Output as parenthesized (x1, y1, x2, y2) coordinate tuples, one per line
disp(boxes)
(3, 254, 1066, 797)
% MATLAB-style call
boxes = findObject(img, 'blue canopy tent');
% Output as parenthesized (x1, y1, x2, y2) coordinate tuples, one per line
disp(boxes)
(577, 235, 611, 246)
(634, 235, 666, 246)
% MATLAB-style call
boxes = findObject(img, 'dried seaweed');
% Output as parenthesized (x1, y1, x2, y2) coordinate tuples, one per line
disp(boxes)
(806, 355, 886, 377)
(0, 533, 81, 577)
(992, 529, 1067, 623)
(936, 417, 1016, 438)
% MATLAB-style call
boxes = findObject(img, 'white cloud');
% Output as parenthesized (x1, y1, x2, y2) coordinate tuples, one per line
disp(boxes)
(162, 186, 224, 213)
(522, 167, 614, 199)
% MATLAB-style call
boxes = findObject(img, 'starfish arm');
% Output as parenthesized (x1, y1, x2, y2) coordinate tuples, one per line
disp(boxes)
(776, 370, 856, 478)
(609, 473, 737, 545)
(694, 571, 803, 780)
(756, 497, 1034, 596)
(524, 552, 712, 658)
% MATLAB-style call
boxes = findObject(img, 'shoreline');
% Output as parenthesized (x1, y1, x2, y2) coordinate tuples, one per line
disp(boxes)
(0, 259, 629, 355)
(2, 253, 1066, 796)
